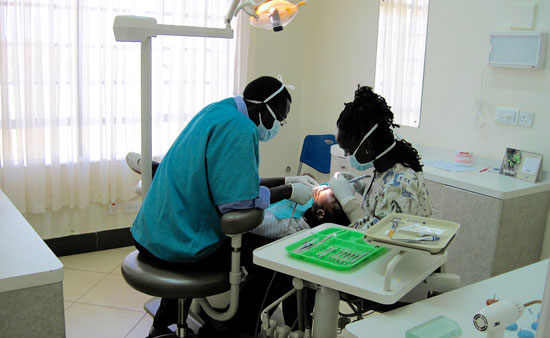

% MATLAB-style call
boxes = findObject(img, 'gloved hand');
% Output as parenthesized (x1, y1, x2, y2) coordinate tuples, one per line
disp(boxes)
(328, 176, 366, 224)
(285, 175, 320, 189)
(334, 171, 366, 194)
(289, 183, 313, 205)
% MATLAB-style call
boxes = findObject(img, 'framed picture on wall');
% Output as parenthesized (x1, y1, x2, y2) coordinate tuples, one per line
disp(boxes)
(499, 148, 543, 183)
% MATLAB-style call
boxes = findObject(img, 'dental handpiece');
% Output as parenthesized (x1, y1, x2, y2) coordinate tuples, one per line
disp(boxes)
(348, 174, 371, 183)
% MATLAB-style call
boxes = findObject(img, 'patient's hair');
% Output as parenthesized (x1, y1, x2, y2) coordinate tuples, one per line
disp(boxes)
(337, 85, 422, 172)
(303, 201, 350, 228)
(243, 76, 292, 118)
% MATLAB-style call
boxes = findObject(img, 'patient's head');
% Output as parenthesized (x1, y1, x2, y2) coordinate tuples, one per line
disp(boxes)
(304, 185, 350, 227)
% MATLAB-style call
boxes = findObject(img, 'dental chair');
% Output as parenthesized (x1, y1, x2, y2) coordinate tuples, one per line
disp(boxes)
(121, 209, 264, 338)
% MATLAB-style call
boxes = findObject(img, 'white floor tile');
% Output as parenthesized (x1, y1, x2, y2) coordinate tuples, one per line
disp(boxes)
(63, 268, 106, 301)
(109, 264, 122, 275)
(60, 248, 131, 273)
(78, 273, 151, 311)
(125, 313, 152, 338)
(339, 300, 354, 314)
(64, 301, 74, 310)
(65, 302, 143, 338)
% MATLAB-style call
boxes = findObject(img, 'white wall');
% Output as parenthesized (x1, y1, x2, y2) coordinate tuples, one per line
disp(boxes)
(248, 0, 550, 258)
(249, 0, 380, 177)
(26, 203, 138, 239)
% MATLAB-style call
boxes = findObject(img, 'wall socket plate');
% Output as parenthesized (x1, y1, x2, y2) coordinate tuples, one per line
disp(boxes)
(107, 202, 121, 215)
(518, 111, 534, 127)
(496, 107, 519, 125)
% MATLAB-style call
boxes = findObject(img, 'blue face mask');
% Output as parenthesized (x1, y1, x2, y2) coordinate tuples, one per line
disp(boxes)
(347, 124, 397, 171)
(246, 82, 287, 142)
(349, 155, 374, 171)
(257, 106, 281, 142)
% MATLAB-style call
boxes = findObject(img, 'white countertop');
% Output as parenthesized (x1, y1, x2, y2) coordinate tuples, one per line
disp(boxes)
(344, 259, 549, 338)
(416, 144, 550, 199)
(0, 189, 63, 292)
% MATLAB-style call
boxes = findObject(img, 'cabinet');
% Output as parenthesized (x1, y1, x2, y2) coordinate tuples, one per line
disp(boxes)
(426, 180, 550, 286)
(0, 189, 65, 337)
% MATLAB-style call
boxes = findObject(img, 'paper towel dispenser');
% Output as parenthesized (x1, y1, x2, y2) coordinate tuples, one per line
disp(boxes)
(488, 31, 547, 69)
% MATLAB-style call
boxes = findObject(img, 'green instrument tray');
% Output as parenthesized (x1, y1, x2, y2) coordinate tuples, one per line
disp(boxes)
(285, 228, 386, 271)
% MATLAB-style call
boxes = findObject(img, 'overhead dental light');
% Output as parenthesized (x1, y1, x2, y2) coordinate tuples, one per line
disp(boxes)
(235, 0, 307, 32)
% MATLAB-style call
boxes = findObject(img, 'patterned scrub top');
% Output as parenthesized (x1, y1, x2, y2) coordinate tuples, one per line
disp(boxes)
(358, 163, 432, 230)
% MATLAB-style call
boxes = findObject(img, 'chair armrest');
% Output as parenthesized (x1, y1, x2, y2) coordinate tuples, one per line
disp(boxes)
(220, 209, 264, 235)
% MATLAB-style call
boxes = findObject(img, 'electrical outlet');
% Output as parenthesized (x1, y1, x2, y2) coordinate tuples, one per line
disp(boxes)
(495, 107, 519, 125)
(123, 200, 142, 213)
(107, 202, 121, 215)
(518, 111, 534, 127)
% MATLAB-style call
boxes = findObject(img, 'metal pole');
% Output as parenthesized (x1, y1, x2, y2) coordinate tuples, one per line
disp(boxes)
(312, 286, 339, 338)
(141, 37, 152, 200)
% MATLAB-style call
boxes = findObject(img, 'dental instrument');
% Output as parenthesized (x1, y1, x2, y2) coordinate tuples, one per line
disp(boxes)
(391, 236, 441, 243)
(347, 174, 371, 183)
(473, 300, 542, 338)
(292, 238, 319, 253)
(388, 217, 401, 238)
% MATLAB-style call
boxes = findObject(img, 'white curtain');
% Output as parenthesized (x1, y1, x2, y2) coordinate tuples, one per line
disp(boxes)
(374, 0, 429, 128)
(0, 0, 246, 213)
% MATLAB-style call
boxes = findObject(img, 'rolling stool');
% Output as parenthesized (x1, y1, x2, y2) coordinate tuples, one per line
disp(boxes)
(121, 209, 264, 338)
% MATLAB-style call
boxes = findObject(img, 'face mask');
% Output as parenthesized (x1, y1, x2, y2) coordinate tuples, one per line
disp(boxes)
(257, 106, 281, 142)
(246, 82, 288, 142)
(347, 124, 397, 171)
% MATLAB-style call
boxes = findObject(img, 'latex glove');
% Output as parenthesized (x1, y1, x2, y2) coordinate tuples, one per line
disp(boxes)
(334, 171, 366, 194)
(289, 183, 313, 205)
(285, 176, 320, 189)
(328, 176, 365, 224)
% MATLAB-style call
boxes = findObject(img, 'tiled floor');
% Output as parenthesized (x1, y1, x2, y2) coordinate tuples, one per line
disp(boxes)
(61, 247, 154, 338)
(60, 247, 354, 338)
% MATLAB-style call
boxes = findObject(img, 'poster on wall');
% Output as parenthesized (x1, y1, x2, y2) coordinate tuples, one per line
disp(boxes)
(499, 148, 543, 183)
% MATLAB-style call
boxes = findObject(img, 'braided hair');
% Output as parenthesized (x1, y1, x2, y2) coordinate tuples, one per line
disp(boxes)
(336, 85, 423, 172)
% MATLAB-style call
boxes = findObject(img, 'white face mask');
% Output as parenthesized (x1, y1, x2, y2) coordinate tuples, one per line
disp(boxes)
(246, 82, 287, 142)
(347, 123, 396, 170)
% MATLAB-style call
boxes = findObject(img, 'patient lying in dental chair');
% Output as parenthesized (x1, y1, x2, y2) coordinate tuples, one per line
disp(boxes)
(125, 152, 350, 240)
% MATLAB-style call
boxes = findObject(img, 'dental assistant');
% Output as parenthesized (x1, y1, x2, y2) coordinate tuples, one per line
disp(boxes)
(131, 76, 317, 338)
(328, 85, 432, 230)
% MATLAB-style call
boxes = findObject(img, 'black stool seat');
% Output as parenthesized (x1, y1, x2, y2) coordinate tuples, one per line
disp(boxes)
(121, 251, 229, 299)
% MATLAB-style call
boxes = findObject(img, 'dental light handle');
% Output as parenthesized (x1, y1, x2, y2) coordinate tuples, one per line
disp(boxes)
(473, 301, 524, 338)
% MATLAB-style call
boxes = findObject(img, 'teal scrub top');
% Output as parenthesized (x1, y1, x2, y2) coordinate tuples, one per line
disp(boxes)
(131, 98, 260, 263)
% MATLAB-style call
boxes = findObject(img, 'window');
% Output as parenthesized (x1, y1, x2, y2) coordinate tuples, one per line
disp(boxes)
(0, 0, 239, 212)
(374, 0, 430, 127)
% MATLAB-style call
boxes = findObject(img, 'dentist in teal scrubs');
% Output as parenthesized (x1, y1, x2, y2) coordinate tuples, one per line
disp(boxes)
(131, 76, 318, 338)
